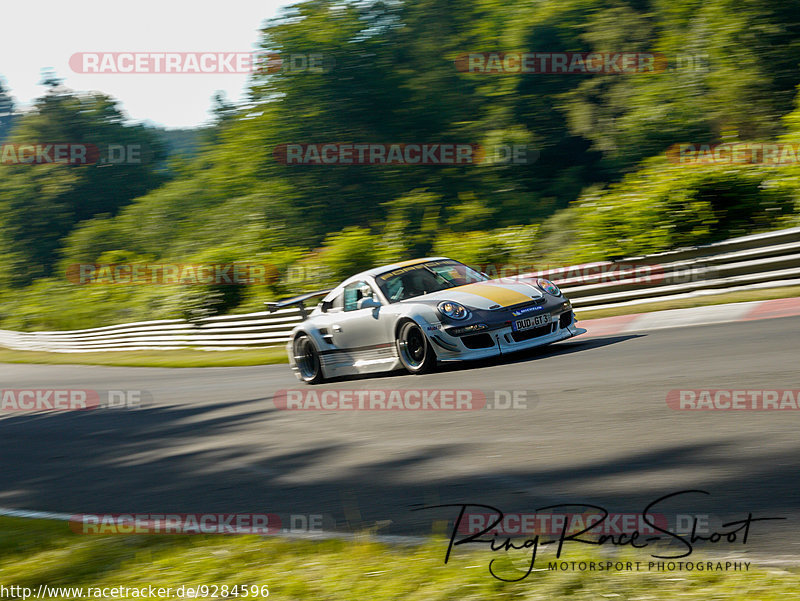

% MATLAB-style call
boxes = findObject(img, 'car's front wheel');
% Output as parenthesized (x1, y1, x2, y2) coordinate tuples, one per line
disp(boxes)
(396, 320, 436, 374)
(293, 334, 324, 384)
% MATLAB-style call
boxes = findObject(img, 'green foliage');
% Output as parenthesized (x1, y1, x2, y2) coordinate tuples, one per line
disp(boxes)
(433, 224, 540, 265)
(563, 0, 800, 170)
(317, 226, 381, 282)
(0, 79, 15, 143)
(378, 189, 443, 261)
(569, 161, 796, 261)
(162, 287, 230, 323)
(4, 0, 800, 329)
(0, 87, 167, 286)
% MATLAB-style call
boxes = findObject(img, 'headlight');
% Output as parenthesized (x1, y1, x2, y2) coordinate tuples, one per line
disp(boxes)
(537, 278, 562, 296)
(438, 301, 470, 320)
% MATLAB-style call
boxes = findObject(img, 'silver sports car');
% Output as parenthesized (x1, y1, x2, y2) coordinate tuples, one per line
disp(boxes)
(273, 257, 586, 383)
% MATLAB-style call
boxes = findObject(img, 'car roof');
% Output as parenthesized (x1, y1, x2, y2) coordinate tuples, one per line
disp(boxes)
(354, 257, 454, 280)
(321, 257, 462, 302)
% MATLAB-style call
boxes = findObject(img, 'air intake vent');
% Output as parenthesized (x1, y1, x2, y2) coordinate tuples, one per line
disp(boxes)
(462, 333, 495, 349)
(510, 324, 551, 343)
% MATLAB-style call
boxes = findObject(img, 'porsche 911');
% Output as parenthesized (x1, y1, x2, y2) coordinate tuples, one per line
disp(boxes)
(270, 257, 586, 383)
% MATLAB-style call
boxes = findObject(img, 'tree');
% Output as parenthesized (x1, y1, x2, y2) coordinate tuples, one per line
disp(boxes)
(0, 86, 167, 285)
(0, 79, 15, 143)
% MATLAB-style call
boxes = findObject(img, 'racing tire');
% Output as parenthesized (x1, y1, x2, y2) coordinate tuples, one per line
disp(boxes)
(293, 334, 324, 384)
(396, 320, 436, 374)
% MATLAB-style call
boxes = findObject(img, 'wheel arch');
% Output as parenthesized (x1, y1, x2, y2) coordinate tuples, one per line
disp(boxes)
(393, 315, 441, 361)
(289, 327, 329, 382)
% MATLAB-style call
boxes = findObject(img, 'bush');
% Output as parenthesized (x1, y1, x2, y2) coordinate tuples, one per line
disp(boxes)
(569, 161, 796, 261)
(432, 225, 539, 266)
(318, 227, 381, 282)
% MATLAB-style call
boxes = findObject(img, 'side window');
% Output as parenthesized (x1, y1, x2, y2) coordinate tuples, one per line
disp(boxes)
(343, 281, 377, 311)
(326, 293, 344, 312)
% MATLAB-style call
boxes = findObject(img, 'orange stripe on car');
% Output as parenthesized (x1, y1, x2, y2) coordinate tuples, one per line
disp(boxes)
(388, 258, 429, 268)
(454, 283, 532, 307)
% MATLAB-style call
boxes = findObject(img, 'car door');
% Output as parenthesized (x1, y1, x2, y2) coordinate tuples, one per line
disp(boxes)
(329, 280, 396, 371)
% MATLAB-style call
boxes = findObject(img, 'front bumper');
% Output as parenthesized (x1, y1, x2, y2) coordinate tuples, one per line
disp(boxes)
(428, 307, 586, 362)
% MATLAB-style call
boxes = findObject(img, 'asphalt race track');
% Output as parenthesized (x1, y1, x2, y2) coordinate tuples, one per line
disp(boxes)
(1, 316, 799, 560)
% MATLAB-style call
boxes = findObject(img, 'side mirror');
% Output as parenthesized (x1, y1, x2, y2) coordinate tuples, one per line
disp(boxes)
(320, 299, 332, 312)
(357, 297, 381, 310)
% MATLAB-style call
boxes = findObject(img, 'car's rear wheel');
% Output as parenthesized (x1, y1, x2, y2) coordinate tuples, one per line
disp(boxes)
(293, 334, 324, 384)
(396, 320, 436, 374)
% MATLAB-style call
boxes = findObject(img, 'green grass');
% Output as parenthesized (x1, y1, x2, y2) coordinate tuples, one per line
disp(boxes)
(576, 286, 800, 320)
(0, 517, 798, 600)
(0, 347, 287, 368)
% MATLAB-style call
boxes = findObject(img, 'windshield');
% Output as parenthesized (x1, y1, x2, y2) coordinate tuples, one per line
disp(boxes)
(375, 259, 488, 302)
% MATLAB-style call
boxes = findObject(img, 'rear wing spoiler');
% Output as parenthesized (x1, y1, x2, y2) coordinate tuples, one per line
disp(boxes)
(265, 289, 332, 319)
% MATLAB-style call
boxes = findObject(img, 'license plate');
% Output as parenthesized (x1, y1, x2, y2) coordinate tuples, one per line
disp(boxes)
(512, 313, 551, 332)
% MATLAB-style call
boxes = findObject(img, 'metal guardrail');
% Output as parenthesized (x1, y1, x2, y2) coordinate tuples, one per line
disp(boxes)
(1, 227, 799, 353)
(0, 308, 305, 353)
(534, 226, 800, 311)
